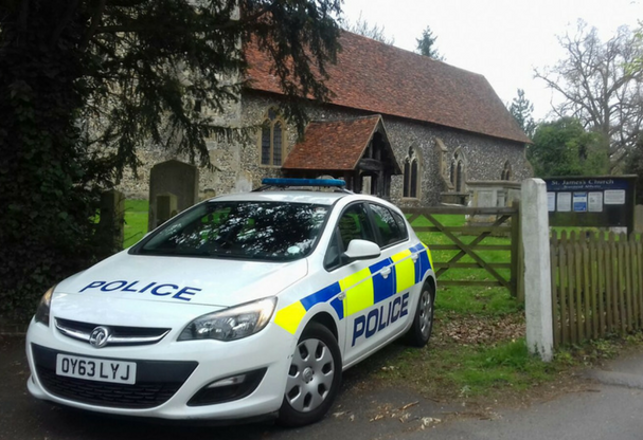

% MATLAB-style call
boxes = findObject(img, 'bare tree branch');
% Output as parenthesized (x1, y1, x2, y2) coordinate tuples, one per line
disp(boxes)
(535, 20, 643, 169)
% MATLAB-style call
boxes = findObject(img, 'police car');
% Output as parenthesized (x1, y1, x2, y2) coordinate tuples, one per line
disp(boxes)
(26, 178, 436, 426)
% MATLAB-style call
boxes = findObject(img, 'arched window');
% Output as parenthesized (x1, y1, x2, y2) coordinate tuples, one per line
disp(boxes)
(449, 150, 466, 192)
(501, 161, 513, 181)
(260, 109, 285, 166)
(403, 147, 420, 198)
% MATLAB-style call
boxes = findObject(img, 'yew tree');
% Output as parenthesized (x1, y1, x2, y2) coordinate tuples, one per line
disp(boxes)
(0, 0, 341, 320)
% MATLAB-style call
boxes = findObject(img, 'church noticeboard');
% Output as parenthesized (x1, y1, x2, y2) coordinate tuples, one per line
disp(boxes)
(544, 175, 637, 232)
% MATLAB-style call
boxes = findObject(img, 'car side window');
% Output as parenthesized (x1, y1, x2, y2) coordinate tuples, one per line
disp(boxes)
(324, 203, 376, 271)
(368, 203, 408, 247)
(337, 204, 376, 250)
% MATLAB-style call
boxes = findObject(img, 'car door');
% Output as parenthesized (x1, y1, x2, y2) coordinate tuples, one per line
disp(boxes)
(365, 203, 418, 340)
(323, 203, 395, 366)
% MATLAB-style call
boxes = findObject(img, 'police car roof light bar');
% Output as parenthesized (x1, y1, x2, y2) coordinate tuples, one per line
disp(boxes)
(254, 178, 351, 193)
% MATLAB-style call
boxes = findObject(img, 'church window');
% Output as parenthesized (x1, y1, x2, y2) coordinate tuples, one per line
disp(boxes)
(501, 161, 513, 181)
(403, 147, 420, 198)
(260, 109, 285, 166)
(450, 150, 466, 192)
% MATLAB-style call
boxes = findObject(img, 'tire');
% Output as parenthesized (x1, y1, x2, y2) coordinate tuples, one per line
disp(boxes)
(404, 280, 435, 347)
(277, 322, 342, 427)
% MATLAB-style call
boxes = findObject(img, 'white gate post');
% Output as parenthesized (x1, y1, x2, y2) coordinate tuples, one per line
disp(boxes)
(521, 178, 554, 362)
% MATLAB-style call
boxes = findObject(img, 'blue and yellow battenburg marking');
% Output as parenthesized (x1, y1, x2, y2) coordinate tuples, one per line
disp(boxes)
(273, 243, 434, 334)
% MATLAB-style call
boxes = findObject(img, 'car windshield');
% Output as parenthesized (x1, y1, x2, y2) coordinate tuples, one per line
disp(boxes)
(136, 201, 330, 261)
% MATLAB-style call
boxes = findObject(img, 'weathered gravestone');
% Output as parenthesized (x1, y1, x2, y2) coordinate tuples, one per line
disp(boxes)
(148, 160, 199, 230)
(466, 181, 521, 225)
(98, 189, 125, 252)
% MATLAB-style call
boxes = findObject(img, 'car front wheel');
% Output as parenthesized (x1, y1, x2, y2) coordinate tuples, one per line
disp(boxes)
(277, 322, 342, 427)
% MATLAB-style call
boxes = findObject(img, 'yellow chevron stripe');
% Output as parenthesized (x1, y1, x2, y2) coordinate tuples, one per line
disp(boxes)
(274, 301, 307, 334)
(422, 242, 434, 271)
(339, 267, 374, 317)
(392, 249, 415, 293)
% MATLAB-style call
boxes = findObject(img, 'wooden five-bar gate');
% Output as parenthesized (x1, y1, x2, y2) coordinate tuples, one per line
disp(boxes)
(404, 205, 522, 299)
(550, 230, 643, 347)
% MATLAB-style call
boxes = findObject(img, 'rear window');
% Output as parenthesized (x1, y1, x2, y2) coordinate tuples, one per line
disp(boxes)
(135, 201, 330, 261)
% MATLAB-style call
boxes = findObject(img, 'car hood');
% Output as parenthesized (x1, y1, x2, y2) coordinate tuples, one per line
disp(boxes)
(55, 251, 308, 308)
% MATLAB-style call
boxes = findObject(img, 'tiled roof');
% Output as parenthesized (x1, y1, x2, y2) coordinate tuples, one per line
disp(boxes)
(283, 115, 381, 170)
(246, 31, 531, 145)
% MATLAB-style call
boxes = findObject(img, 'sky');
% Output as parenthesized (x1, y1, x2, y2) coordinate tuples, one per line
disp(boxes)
(339, 0, 642, 121)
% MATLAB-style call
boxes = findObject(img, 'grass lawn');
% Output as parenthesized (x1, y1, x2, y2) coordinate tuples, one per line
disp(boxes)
(123, 199, 149, 248)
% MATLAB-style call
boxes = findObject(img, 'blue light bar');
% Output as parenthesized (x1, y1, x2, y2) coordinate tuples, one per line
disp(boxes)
(261, 178, 346, 187)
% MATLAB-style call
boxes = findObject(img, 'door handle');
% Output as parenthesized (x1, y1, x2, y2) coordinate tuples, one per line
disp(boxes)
(411, 253, 419, 262)
(380, 267, 392, 279)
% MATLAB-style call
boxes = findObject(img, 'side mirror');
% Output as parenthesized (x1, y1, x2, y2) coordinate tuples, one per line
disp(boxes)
(342, 239, 381, 263)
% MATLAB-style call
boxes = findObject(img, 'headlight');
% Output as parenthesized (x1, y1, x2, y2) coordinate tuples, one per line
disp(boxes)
(34, 286, 55, 326)
(178, 297, 277, 342)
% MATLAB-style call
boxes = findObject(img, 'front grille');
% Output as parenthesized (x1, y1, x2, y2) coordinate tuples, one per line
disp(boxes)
(35, 369, 181, 408)
(55, 318, 170, 347)
(32, 344, 198, 409)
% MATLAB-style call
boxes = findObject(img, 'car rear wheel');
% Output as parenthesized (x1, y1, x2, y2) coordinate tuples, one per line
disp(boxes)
(405, 280, 435, 347)
(277, 322, 342, 427)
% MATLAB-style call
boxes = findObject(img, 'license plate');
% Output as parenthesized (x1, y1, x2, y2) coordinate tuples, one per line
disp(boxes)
(55, 354, 137, 385)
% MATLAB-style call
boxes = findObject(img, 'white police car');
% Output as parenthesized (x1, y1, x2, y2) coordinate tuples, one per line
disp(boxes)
(26, 178, 436, 426)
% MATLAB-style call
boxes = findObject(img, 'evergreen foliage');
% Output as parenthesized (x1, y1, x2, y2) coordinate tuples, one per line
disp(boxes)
(508, 89, 536, 139)
(416, 26, 444, 60)
(0, 0, 341, 322)
(527, 118, 609, 178)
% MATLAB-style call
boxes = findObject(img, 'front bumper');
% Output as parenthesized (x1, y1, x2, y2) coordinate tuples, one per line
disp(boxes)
(26, 317, 294, 420)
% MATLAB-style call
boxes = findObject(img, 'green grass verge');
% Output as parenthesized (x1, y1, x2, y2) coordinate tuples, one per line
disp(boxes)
(373, 338, 558, 399)
(123, 199, 149, 248)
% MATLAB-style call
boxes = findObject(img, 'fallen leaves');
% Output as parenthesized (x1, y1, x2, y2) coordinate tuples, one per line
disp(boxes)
(436, 312, 525, 346)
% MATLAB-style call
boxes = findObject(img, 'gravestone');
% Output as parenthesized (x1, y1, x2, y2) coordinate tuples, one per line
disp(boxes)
(148, 160, 198, 230)
(156, 193, 178, 226)
(466, 181, 521, 225)
(98, 189, 125, 252)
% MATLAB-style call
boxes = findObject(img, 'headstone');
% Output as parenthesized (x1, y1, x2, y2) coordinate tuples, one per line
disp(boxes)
(477, 190, 495, 207)
(156, 193, 178, 227)
(233, 170, 253, 193)
(98, 189, 125, 251)
(148, 160, 198, 231)
(466, 181, 521, 226)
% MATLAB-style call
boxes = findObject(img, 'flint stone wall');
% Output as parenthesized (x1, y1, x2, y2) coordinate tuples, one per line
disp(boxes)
(117, 91, 532, 207)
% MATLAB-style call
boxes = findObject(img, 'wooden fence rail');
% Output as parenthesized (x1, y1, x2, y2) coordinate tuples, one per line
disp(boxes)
(550, 230, 643, 347)
(404, 204, 521, 299)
